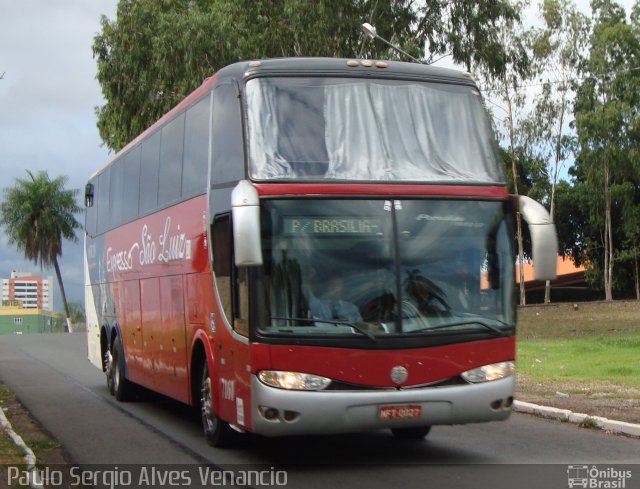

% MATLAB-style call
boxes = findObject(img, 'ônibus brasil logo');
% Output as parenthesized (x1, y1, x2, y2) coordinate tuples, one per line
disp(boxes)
(567, 465, 632, 488)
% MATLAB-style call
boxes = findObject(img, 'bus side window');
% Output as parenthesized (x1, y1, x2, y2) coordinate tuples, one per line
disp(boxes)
(140, 130, 161, 216)
(234, 267, 249, 337)
(85, 177, 98, 236)
(182, 95, 211, 197)
(96, 168, 110, 235)
(158, 113, 185, 207)
(211, 83, 244, 185)
(212, 214, 248, 337)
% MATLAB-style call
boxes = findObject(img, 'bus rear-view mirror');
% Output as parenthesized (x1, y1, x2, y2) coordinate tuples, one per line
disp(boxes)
(231, 180, 263, 266)
(515, 195, 558, 281)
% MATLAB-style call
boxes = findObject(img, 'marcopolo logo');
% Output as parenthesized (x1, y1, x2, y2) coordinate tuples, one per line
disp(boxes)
(567, 465, 632, 488)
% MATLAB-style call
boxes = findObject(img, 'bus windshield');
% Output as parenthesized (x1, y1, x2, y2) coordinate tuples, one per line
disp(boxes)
(246, 77, 503, 184)
(257, 199, 515, 339)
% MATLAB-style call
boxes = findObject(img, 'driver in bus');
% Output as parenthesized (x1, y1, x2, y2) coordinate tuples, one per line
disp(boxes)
(308, 274, 362, 322)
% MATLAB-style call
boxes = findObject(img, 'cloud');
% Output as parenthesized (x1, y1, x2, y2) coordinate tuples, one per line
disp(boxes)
(0, 0, 117, 309)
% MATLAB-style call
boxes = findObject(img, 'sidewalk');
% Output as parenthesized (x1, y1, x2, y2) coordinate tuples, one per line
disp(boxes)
(1, 383, 71, 488)
(513, 400, 640, 438)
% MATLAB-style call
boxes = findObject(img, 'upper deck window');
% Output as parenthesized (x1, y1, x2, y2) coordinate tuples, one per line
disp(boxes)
(246, 77, 503, 184)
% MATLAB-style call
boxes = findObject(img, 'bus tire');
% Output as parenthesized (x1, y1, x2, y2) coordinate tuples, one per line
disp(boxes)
(105, 347, 115, 396)
(200, 362, 234, 448)
(390, 426, 431, 440)
(110, 340, 135, 401)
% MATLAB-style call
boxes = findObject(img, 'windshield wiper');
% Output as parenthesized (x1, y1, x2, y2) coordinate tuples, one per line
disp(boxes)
(408, 320, 511, 337)
(270, 316, 377, 342)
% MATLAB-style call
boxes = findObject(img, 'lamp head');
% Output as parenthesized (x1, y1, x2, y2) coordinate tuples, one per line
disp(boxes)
(361, 23, 377, 39)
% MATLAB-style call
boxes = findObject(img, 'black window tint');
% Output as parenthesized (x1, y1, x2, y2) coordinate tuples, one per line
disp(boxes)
(96, 168, 110, 235)
(183, 96, 211, 197)
(140, 130, 161, 215)
(122, 145, 141, 223)
(211, 84, 244, 184)
(158, 113, 185, 206)
(109, 159, 124, 229)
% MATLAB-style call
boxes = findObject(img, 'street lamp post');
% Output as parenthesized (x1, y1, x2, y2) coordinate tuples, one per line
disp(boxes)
(361, 23, 423, 64)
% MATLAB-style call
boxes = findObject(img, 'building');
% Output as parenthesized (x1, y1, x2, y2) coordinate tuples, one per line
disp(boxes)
(1, 271, 53, 311)
(516, 257, 595, 303)
(0, 300, 59, 335)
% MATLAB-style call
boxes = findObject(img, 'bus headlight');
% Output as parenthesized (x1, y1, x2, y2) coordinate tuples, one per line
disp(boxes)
(461, 361, 515, 383)
(258, 370, 332, 391)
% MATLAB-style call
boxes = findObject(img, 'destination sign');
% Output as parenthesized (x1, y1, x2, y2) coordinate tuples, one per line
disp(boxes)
(283, 217, 382, 235)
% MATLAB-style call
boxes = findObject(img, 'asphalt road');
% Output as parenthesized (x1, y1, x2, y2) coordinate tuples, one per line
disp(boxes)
(0, 333, 638, 489)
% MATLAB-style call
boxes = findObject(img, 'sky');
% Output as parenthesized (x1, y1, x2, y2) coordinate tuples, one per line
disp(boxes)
(0, 0, 636, 311)
(0, 1, 118, 309)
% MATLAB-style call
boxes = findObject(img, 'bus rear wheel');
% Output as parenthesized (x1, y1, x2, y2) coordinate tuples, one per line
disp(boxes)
(390, 426, 431, 440)
(200, 363, 234, 448)
(108, 340, 135, 401)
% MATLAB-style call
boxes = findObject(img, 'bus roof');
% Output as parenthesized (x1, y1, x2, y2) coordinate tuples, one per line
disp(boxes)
(219, 57, 475, 84)
(91, 57, 476, 179)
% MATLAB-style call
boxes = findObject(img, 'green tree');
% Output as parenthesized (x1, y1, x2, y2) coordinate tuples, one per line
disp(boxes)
(416, 0, 520, 75)
(573, 0, 640, 300)
(0, 171, 81, 332)
(553, 179, 587, 262)
(616, 181, 640, 299)
(525, 0, 589, 302)
(499, 145, 550, 205)
(476, 0, 534, 304)
(93, 0, 418, 151)
(94, 0, 524, 151)
(67, 302, 87, 325)
(498, 144, 550, 262)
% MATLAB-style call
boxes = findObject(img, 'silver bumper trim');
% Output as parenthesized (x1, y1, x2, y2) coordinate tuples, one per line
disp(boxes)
(250, 374, 515, 437)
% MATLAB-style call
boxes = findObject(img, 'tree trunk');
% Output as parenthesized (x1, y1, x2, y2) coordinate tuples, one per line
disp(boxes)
(53, 257, 72, 333)
(604, 162, 613, 301)
(544, 95, 564, 304)
(544, 279, 551, 303)
(504, 84, 526, 305)
(516, 213, 526, 305)
(635, 253, 639, 301)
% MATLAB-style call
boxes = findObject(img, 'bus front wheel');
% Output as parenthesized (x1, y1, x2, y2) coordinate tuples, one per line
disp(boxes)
(200, 363, 234, 448)
(390, 426, 431, 440)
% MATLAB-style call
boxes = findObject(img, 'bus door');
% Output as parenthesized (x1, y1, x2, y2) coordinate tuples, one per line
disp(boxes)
(211, 214, 252, 429)
(229, 267, 251, 430)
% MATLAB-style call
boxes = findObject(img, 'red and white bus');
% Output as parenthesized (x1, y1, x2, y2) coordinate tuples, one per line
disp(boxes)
(84, 58, 557, 446)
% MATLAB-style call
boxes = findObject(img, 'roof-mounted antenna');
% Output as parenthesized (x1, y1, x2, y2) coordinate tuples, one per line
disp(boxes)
(361, 23, 423, 64)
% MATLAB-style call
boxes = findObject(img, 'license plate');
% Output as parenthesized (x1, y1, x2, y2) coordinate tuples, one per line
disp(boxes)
(378, 404, 422, 420)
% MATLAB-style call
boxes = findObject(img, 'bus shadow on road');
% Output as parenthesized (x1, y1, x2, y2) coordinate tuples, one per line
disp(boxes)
(121, 385, 492, 465)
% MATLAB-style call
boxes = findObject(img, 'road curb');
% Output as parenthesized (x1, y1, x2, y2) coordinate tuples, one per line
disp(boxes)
(0, 405, 42, 488)
(514, 400, 640, 437)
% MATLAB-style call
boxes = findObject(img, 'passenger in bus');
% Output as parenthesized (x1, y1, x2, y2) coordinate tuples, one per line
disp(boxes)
(308, 274, 362, 322)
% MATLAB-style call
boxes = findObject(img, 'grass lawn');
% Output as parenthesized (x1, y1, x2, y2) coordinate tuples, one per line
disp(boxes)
(517, 335, 640, 390)
(515, 301, 640, 423)
(0, 384, 25, 465)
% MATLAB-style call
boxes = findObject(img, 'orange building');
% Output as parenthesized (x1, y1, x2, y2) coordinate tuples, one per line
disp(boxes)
(516, 257, 592, 303)
(516, 256, 586, 284)
(0, 271, 53, 311)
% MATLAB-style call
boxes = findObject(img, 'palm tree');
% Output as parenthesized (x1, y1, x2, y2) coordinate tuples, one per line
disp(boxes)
(0, 170, 81, 332)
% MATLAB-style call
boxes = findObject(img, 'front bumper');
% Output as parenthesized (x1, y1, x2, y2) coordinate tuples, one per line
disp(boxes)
(250, 374, 515, 437)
